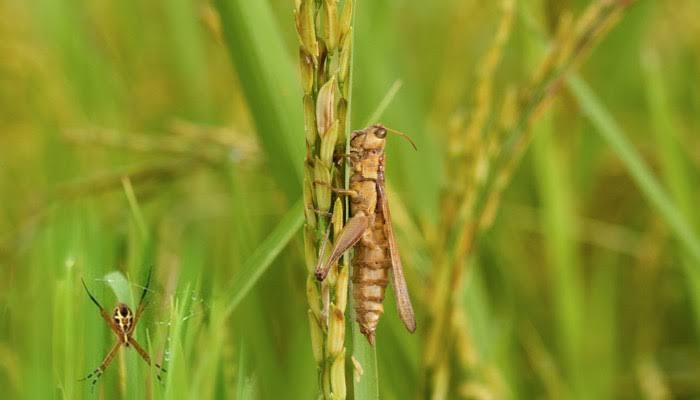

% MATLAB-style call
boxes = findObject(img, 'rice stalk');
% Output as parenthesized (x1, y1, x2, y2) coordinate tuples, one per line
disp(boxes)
(423, 0, 635, 396)
(62, 125, 254, 165)
(296, 1, 355, 398)
(423, 1, 515, 396)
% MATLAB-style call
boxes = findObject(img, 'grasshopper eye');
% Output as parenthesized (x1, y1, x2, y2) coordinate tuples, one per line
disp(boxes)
(375, 127, 387, 138)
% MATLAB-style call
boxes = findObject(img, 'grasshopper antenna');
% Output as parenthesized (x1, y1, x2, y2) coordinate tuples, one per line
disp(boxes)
(385, 127, 417, 151)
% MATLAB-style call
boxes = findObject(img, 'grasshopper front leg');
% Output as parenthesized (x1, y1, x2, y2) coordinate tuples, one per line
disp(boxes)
(312, 181, 361, 199)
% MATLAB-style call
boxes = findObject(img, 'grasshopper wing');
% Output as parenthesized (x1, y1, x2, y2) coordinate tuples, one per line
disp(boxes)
(315, 213, 369, 281)
(377, 178, 417, 332)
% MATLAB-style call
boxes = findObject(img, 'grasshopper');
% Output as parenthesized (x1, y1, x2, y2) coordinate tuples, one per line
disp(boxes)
(315, 124, 416, 344)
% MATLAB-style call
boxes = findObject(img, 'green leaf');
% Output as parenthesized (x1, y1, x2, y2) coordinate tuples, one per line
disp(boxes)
(567, 76, 700, 265)
(214, 0, 304, 199)
(351, 318, 379, 400)
(223, 198, 304, 318)
(235, 341, 258, 399)
(164, 292, 192, 400)
(531, 112, 586, 397)
(104, 271, 131, 306)
(641, 54, 700, 334)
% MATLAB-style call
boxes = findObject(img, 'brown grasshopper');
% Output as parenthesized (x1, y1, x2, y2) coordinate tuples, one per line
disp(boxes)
(315, 124, 416, 344)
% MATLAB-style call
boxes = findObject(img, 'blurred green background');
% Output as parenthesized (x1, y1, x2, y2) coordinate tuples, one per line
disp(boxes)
(1, 0, 699, 399)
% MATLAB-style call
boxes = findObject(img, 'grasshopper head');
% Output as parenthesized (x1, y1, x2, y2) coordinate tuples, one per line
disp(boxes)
(351, 124, 387, 151)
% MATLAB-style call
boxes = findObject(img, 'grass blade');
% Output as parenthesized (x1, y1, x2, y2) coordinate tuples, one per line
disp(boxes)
(104, 271, 131, 306)
(223, 198, 304, 318)
(121, 177, 147, 240)
(363, 80, 403, 127)
(531, 113, 586, 397)
(235, 342, 257, 399)
(214, 0, 304, 199)
(351, 330, 379, 400)
(567, 76, 700, 264)
(641, 52, 700, 334)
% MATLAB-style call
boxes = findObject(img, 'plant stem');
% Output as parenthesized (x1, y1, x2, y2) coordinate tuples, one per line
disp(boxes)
(296, 1, 355, 398)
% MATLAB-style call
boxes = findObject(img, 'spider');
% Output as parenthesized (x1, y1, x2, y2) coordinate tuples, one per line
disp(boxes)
(80, 268, 166, 389)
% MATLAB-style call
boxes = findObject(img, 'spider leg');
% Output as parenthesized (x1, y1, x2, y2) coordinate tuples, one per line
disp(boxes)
(79, 340, 122, 392)
(81, 278, 121, 337)
(132, 266, 153, 327)
(128, 336, 167, 383)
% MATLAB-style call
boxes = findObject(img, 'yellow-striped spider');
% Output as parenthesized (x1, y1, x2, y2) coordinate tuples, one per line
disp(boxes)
(80, 268, 166, 389)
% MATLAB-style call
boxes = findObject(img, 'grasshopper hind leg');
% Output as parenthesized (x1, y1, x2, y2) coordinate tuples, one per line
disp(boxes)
(314, 213, 370, 281)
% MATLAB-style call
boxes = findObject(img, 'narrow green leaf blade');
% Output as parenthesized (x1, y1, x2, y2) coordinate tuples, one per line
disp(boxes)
(568, 76, 700, 264)
(235, 342, 258, 399)
(214, 0, 304, 199)
(223, 199, 304, 318)
(352, 317, 379, 400)
(104, 271, 131, 306)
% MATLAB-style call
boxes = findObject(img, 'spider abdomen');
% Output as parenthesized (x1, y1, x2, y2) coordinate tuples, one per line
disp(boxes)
(113, 303, 134, 338)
